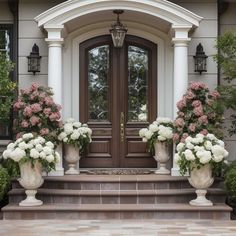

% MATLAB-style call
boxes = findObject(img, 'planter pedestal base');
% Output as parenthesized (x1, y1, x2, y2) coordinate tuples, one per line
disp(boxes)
(65, 164, 80, 175)
(189, 189, 213, 206)
(155, 164, 170, 175)
(19, 190, 43, 207)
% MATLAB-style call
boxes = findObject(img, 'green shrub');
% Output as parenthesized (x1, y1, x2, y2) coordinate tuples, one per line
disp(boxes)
(224, 163, 236, 212)
(0, 166, 10, 201)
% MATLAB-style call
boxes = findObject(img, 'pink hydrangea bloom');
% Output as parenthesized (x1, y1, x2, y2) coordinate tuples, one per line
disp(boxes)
(189, 82, 207, 90)
(30, 116, 40, 126)
(31, 103, 42, 113)
(209, 90, 220, 99)
(40, 128, 49, 135)
(43, 108, 51, 116)
(192, 100, 202, 108)
(188, 123, 196, 132)
(198, 115, 208, 124)
(200, 129, 208, 135)
(186, 90, 195, 100)
(21, 120, 29, 128)
(44, 97, 54, 106)
(174, 118, 185, 127)
(177, 98, 187, 110)
(49, 112, 61, 121)
(193, 105, 203, 117)
(23, 106, 33, 117)
(31, 83, 40, 91)
(173, 133, 180, 143)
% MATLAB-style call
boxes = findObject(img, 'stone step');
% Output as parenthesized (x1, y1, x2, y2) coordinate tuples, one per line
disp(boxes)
(2, 203, 232, 220)
(8, 188, 226, 204)
(12, 175, 224, 190)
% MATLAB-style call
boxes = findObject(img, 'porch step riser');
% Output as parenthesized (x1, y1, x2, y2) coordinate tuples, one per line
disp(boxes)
(3, 210, 230, 220)
(12, 181, 223, 190)
(9, 194, 226, 205)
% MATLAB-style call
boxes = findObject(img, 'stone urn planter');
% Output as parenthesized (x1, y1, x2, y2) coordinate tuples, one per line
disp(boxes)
(153, 141, 171, 175)
(64, 144, 80, 175)
(188, 164, 214, 206)
(18, 161, 44, 206)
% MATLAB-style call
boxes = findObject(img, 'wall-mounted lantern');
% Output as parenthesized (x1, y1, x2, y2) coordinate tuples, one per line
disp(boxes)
(193, 43, 208, 75)
(110, 10, 128, 48)
(27, 44, 41, 75)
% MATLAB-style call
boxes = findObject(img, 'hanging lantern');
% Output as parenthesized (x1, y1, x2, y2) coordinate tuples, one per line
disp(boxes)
(193, 43, 208, 75)
(27, 44, 41, 75)
(110, 10, 127, 48)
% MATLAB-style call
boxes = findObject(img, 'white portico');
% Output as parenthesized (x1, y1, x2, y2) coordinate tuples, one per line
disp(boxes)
(35, 0, 202, 176)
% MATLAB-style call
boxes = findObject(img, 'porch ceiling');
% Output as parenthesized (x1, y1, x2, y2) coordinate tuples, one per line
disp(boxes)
(35, 0, 203, 29)
(65, 10, 171, 34)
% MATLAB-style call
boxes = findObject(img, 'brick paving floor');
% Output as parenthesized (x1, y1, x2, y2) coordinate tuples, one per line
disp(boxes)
(0, 220, 236, 236)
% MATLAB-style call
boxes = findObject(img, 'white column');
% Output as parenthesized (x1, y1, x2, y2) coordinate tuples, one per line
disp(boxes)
(171, 26, 191, 176)
(45, 25, 64, 176)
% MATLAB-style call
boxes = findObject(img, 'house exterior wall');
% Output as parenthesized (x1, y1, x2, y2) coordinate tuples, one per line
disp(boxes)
(0, 0, 235, 161)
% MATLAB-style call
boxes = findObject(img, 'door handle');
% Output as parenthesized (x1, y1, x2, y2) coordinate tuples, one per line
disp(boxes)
(120, 112, 125, 142)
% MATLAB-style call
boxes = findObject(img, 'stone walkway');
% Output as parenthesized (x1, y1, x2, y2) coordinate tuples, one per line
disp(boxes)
(0, 220, 236, 236)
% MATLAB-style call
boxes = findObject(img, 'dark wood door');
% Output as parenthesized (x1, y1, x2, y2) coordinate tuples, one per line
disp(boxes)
(79, 35, 157, 168)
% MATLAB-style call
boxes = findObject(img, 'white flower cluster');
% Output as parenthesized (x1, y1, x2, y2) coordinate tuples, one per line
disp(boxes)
(58, 118, 92, 144)
(2, 133, 60, 164)
(174, 133, 228, 165)
(139, 117, 173, 142)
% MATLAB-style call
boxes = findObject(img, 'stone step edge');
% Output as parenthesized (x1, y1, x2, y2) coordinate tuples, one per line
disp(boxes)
(2, 203, 232, 212)
(8, 188, 226, 197)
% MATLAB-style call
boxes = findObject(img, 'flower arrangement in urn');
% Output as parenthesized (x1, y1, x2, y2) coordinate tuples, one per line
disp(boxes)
(173, 82, 224, 144)
(13, 83, 62, 142)
(58, 118, 92, 174)
(174, 133, 228, 206)
(2, 133, 60, 206)
(139, 117, 174, 174)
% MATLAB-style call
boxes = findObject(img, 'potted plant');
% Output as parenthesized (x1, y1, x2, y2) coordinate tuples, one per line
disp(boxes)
(174, 133, 228, 206)
(173, 82, 224, 144)
(2, 133, 60, 206)
(139, 117, 173, 174)
(13, 83, 62, 142)
(58, 118, 92, 175)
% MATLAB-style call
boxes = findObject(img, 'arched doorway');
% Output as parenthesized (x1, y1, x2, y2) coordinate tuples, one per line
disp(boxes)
(79, 35, 157, 168)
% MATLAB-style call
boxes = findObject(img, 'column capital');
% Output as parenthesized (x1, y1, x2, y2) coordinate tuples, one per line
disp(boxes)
(44, 24, 64, 41)
(172, 38, 191, 46)
(171, 24, 192, 41)
(45, 38, 64, 47)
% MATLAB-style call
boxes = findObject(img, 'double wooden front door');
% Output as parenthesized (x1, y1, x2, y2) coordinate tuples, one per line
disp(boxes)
(79, 35, 157, 168)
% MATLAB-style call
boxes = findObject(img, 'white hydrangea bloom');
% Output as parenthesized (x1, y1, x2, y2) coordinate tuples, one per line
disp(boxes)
(39, 151, 46, 159)
(156, 117, 172, 124)
(66, 118, 75, 123)
(35, 144, 43, 152)
(142, 137, 148, 142)
(185, 137, 193, 143)
(30, 149, 40, 159)
(2, 150, 11, 159)
(73, 122, 82, 128)
(18, 142, 28, 150)
(186, 142, 194, 150)
(184, 150, 195, 161)
(58, 132, 67, 141)
(177, 143, 185, 152)
(199, 151, 212, 164)
(63, 137, 68, 142)
(46, 154, 55, 163)
(139, 128, 148, 138)
(207, 133, 217, 141)
(43, 146, 53, 155)
(158, 136, 166, 141)
(46, 141, 54, 149)
(218, 140, 225, 148)
(71, 131, 80, 140)
(149, 124, 159, 133)
(64, 123, 74, 135)
(15, 138, 23, 144)
(7, 143, 15, 150)
(22, 133, 34, 140)
(10, 148, 25, 162)
(196, 134, 204, 139)
(204, 141, 212, 151)
(194, 145, 205, 152)
(145, 130, 153, 140)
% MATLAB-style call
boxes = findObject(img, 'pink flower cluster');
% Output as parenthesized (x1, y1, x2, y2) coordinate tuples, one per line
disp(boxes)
(173, 82, 223, 144)
(14, 83, 62, 141)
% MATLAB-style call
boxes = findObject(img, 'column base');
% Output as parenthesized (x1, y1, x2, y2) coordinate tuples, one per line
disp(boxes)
(48, 167, 64, 176)
(171, 167, 181, 176)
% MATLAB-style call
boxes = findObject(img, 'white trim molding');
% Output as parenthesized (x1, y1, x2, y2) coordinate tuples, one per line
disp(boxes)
(35, 0, 202, 28)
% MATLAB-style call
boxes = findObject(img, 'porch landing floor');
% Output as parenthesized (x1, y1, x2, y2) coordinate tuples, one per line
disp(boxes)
(0, 219, 236, 236)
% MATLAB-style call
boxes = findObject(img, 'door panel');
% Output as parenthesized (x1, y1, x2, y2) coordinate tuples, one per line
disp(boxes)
(79, 35, 157, 168)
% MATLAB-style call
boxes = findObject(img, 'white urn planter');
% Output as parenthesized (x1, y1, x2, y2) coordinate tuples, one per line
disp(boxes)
(64, 144, 80, 175)
(188, 164, 214, 206)
(18, 161, 44, 206)
(153, 141, 171, 175)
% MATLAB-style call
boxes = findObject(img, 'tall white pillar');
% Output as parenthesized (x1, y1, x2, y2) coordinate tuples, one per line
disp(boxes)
(171, 26, 191, 176)
(45, 25, 64, 176)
